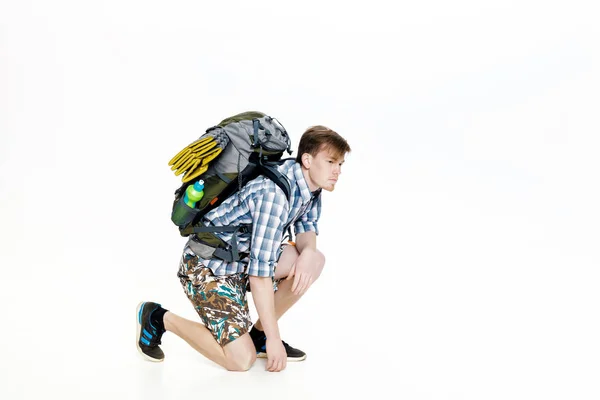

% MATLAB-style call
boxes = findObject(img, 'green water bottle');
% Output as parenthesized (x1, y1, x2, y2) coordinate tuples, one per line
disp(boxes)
(183, 179, 205, 208)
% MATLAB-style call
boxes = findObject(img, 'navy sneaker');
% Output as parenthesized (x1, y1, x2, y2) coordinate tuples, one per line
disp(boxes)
(249, 326, 307, 361)
(136, 301, 165, 362)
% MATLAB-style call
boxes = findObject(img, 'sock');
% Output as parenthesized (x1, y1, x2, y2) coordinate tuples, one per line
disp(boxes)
(150, 306, 168, 332)
(250, 325, 265, 340)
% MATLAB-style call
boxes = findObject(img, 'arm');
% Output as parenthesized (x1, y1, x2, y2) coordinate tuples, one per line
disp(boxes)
(288, 196, 324, 295)
(249, 276, 286, 371)
(247, 188, 288, 371)
(249, 277, 280, 342)
(295, 230, 317, 253)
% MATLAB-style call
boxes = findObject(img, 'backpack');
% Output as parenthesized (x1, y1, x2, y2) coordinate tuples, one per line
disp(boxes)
(168, 111, 293, 261)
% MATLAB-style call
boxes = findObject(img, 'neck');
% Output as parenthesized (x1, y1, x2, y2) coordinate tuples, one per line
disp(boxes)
(301, 167, 319, 192)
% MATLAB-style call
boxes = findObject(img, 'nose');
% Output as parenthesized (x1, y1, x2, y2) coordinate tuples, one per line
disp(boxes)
(333, 164, 341, 176)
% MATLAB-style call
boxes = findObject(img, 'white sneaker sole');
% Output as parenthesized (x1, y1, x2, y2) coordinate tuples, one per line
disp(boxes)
(256, 352, 307, 362)
(136, 301, 164, 363)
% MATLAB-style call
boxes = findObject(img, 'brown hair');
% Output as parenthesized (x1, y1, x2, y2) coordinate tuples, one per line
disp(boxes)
(295, 125, 351, 163)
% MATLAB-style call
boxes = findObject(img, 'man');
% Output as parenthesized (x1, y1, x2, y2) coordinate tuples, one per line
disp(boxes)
(136, 125, 351, 372)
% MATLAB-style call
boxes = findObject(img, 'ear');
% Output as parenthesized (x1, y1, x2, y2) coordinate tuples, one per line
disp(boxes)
(302, 154, 312, 169)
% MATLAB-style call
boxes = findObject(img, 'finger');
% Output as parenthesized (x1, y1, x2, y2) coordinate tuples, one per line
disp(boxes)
(286, 264, 296, 281)
(300, 277, 313, 296)
(291, 272, 301, 292)
(266, 357, 274, 371)
(293, 278, 302, 295)
(292, 275, 301, 295)
(296, 274, 308, 296)
(296, 273, 308, 295)
(305, 277, 314, 295)
(272, 358, 280, 372)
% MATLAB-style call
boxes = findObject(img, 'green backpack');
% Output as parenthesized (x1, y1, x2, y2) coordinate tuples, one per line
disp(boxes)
(169, 111, 293, 261)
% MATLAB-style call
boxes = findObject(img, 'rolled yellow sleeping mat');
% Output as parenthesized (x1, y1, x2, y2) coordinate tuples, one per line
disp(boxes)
(169, 134, 226, 183)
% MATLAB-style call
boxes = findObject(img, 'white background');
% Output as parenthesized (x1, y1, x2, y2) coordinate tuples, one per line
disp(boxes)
(1, 1, 599, 399)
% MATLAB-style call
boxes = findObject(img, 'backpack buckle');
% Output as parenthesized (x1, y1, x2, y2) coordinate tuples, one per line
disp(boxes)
(238, 224, 251, 234)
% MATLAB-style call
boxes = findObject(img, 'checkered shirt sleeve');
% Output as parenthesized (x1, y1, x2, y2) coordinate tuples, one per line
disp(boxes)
(294, 194, 321, 235)
(246, 188, 290, 277)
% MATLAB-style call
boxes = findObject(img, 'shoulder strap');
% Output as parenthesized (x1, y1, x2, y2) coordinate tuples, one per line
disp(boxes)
(258, 161, 291, 201)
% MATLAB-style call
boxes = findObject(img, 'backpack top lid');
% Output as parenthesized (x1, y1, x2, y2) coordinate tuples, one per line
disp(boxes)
(168, 111, 292, 184)
(217, 111, 266, 127)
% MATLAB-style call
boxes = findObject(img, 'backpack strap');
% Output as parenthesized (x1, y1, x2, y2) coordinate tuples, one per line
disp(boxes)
(258, 161, 291, 201)
(252, 119, 263, 147)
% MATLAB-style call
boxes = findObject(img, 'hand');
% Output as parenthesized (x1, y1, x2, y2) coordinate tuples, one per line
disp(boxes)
(266, 338, 287, 372)
(287, 248, 323, 296)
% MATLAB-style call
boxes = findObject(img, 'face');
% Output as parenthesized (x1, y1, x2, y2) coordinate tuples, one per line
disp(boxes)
(301, 147, 345, 192)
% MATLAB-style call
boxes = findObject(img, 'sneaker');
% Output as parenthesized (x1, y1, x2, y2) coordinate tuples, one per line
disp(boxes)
(136, 301, 165, 362)
(250, 327, 307, 362)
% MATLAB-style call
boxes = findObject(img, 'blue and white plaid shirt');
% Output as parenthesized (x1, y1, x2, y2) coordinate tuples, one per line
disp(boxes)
(184, 159, 321, 277)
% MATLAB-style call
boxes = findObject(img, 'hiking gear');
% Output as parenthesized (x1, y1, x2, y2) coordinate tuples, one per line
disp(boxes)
(179, 160, 322, 277)
(169, 136, 223, 183)
(169, 111, 294, 263)
(249, 326, 307, 361)
(136, 301, 166, 362)
(183, 180, 205, 208)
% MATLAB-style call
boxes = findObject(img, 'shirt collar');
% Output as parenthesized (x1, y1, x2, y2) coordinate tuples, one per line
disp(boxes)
(291, 161, 315, 203)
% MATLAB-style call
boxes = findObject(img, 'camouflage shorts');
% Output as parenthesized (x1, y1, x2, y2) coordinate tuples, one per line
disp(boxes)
(177, 252, 251, 347)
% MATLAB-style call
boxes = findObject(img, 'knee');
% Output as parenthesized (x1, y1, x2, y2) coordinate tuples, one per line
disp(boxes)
(317, 250, 325, 271)
(225, 349, 257, 372)
(317, 250, 325, 267)
(314, 250, 326, 278)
